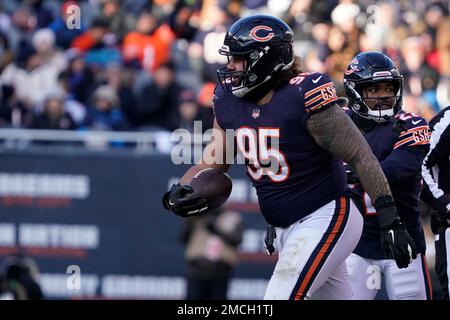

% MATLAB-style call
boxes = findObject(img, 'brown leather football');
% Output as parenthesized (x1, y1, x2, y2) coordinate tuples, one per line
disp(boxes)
(189, 168, 232, 211)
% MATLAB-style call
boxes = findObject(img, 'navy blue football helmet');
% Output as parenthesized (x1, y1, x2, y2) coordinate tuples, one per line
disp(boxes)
(344, 51, 403, 123)
(217, 15, 294, 98)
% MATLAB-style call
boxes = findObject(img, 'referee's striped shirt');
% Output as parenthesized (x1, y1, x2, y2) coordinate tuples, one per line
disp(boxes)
(421, 106, 450, 206)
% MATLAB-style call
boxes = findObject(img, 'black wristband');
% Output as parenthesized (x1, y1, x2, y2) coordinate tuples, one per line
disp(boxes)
(373, 195, 395, 210)
(374, 195, 400, 229)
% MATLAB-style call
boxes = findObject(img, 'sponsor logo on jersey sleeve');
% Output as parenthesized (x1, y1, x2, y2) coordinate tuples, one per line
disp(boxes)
(394, 125, 431, 149)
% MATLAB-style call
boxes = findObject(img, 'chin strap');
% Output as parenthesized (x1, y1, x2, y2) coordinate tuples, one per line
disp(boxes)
(241, 71, 283, 103)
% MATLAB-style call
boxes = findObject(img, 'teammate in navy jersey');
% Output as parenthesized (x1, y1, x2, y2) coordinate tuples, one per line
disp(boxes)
(342, 51, 432, 300)
(421, 105, 450, 299)
(163, 15, 415, 300)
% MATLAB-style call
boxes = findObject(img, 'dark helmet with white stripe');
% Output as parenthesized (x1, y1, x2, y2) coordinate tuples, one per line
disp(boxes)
(216, 15, 294, 98)
(344, 51, 403, 123)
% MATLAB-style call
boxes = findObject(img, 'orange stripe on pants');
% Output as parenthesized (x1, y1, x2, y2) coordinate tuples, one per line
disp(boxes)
(422, 255, 433, 300)
(294, 197, 347, 300)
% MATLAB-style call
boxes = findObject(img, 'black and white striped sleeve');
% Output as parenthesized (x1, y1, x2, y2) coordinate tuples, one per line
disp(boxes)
(421, 107, 450, 205)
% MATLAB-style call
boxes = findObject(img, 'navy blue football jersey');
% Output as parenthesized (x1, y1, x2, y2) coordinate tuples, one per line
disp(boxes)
(346, 110, 430, 258)
(213, 72, 347, 228)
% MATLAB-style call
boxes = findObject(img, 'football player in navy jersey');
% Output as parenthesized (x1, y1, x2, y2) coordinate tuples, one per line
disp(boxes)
(342, 51, 433, 300)
(163, 15, 416, 300)
(421, 105, 450, 299)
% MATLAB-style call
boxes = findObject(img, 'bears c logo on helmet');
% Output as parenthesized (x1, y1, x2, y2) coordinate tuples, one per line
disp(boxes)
(345, 59, 359, 75)
(249, 26, 275, 42)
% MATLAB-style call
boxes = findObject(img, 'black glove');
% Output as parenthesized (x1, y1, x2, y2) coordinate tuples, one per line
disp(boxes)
(430, 194, 450, 234)
(264, 225, 276, 255)
(345, 163, 360, 185)
(380, 221, 418, 269)
(375, 196, 417, 269)
(434, 194, 450, 220)
(162, 183, 208, 217)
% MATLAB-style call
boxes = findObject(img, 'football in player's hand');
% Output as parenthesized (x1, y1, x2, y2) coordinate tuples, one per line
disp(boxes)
(189, 168, 232, 211)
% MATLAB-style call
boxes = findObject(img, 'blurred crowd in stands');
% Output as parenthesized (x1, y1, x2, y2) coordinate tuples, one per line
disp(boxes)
(0, 0, 449, 134)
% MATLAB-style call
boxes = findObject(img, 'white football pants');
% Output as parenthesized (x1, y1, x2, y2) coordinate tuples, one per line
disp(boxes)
(264, 196, 363, 300)
(345, 252, 433, 300)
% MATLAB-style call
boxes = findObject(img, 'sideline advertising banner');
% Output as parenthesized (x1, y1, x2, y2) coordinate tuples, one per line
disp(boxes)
(0, 149, 274, 299)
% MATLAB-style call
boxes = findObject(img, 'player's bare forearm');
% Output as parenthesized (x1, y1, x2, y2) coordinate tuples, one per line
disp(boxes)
(179, 118, 231, 185)
(306, 104, 393, 201)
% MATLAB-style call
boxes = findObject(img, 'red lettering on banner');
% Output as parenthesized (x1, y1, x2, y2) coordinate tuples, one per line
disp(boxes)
(1, 196, 72, 208)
